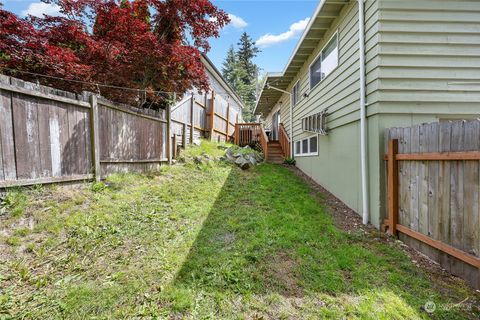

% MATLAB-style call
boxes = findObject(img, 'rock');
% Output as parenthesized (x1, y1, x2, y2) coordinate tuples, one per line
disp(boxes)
(247, 155, 257, 165)
(193, 156, 203, 164)
(192, 139, 201, 146)
(225, 146, 263, 169)
(235, 156, 250, 170)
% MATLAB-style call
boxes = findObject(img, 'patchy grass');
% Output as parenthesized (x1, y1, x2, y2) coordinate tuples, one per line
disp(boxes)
(0, 189, 28, 218)
(0, 142, 478, 319)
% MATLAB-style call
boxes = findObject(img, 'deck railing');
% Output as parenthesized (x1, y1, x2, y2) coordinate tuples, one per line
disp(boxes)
(234, 123, 269, 161)
(279, 123, 290, 158)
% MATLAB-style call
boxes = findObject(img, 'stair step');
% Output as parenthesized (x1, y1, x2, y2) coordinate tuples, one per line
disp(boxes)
(267, 160, 284, 164)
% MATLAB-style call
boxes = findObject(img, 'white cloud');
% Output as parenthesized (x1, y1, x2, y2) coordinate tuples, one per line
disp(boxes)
(256, 17, 310, 48)
(228, 13, 248, 29)
(22, 2, 62, 18)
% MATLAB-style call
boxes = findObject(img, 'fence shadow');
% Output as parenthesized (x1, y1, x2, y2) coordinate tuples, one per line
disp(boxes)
(61, 112, 91, 176)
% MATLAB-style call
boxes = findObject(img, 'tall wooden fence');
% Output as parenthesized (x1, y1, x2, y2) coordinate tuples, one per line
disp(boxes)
(0, 75, 242, 187)
(170, 90, 239, 150)
(385, 120, 480, 289)
(0, 75, 168, 187)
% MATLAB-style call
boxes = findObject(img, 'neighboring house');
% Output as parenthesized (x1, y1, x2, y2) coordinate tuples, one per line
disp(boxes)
(171, 54, 244, 143)
(200, 54, 244, 115)
(254, 0, 480, 227)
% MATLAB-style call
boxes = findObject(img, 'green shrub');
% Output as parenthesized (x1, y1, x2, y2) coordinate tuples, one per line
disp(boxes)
(283, 157, 296, 165)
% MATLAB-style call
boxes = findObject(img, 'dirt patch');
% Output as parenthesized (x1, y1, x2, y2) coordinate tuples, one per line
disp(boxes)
(214, 232, 236, 249)
(265, 251, 302, 297)
(286, 165, 480, 298)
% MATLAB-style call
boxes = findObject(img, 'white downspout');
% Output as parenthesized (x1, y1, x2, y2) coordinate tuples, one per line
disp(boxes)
(358, 0, 369, 225)
(290, 100, 293, 158)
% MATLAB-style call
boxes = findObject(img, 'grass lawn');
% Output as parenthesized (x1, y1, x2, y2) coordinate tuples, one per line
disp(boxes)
(0, 141, 479, 319)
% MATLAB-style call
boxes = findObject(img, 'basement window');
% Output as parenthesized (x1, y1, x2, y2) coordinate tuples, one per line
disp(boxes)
(294, 135, 319, 157)
(309, 32, 339, 89)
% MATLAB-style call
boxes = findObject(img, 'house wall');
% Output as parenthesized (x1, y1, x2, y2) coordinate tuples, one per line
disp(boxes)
(263, 0, 480, 227)
(372, 0, 480, 224)
(265, 0, 380, 216)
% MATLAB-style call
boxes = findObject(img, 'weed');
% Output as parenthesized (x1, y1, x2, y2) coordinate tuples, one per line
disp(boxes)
(90, 182, 107, 193)
(5, 236, 21, 246)
(0, 189, 28, 217)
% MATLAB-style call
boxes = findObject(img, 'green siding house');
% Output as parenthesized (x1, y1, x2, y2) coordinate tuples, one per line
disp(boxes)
(254, 0, 480, 227)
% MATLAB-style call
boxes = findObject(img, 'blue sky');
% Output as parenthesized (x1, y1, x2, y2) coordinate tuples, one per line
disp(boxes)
(3, 0, 318, 74)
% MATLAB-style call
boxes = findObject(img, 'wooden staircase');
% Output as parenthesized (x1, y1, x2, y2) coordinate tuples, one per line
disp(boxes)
(234, 123, 290, 165)
(266, 141, 284, 164)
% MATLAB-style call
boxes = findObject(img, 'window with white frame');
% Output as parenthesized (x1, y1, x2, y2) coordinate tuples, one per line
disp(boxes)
(294, 135, 319, 157)
(291, 81, 300, 107)
(309, 33, 339, 89)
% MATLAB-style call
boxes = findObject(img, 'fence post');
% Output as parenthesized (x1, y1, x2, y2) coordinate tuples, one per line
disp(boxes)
(172, 135, 177, 159)
(226, 103, 230, 142)
(387, 139, 399, 236)
(190, 94, 194, 143)
(235, 114, 239, 144)
(89, 94, 101, 181)
(210, 91, 215, 141)
(234, 124, 239, 144)
(182, 123, 187, 149)
(166, 96, 172, 164)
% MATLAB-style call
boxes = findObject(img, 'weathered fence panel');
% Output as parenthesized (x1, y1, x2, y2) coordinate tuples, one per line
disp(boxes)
(385, 120, 480, 289)
(97, 98, 166, 177)
(0, 76, 168, 187)
(0, 76, 93, 187)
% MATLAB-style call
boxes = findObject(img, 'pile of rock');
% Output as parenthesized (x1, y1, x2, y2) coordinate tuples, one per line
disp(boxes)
(225, 146, 263, 170)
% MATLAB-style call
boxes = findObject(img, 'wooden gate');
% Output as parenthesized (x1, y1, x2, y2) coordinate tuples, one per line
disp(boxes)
(385, 120, 480, 289)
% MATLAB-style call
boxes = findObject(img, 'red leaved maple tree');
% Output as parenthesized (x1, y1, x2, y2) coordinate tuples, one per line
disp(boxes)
(0, 0, 229, 107)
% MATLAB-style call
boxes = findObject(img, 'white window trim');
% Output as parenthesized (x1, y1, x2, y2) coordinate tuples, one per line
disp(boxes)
(291, 80, 300, 107)
(308, 30, 339, 91)
(294, 134, 319, 157)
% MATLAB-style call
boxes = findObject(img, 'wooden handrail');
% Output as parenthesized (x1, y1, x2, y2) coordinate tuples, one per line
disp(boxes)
(279, 123, 290, 158)
(234, 123, 269, 160)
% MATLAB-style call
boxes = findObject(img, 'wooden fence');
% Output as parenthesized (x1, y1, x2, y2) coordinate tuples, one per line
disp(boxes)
(170, 90, 240, 153)
(0, 75, 168, 187)
(0, 75, 242, 188)
(385, 120, 480, 289)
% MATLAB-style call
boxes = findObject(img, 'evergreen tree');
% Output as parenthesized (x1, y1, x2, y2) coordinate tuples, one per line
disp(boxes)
(236, 32, 260, 85)
(221, 46, 238, 85)
(222, 33, 260, 122)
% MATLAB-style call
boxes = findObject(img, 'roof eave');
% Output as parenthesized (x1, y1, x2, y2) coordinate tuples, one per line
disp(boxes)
(254, 0, 349, 116)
